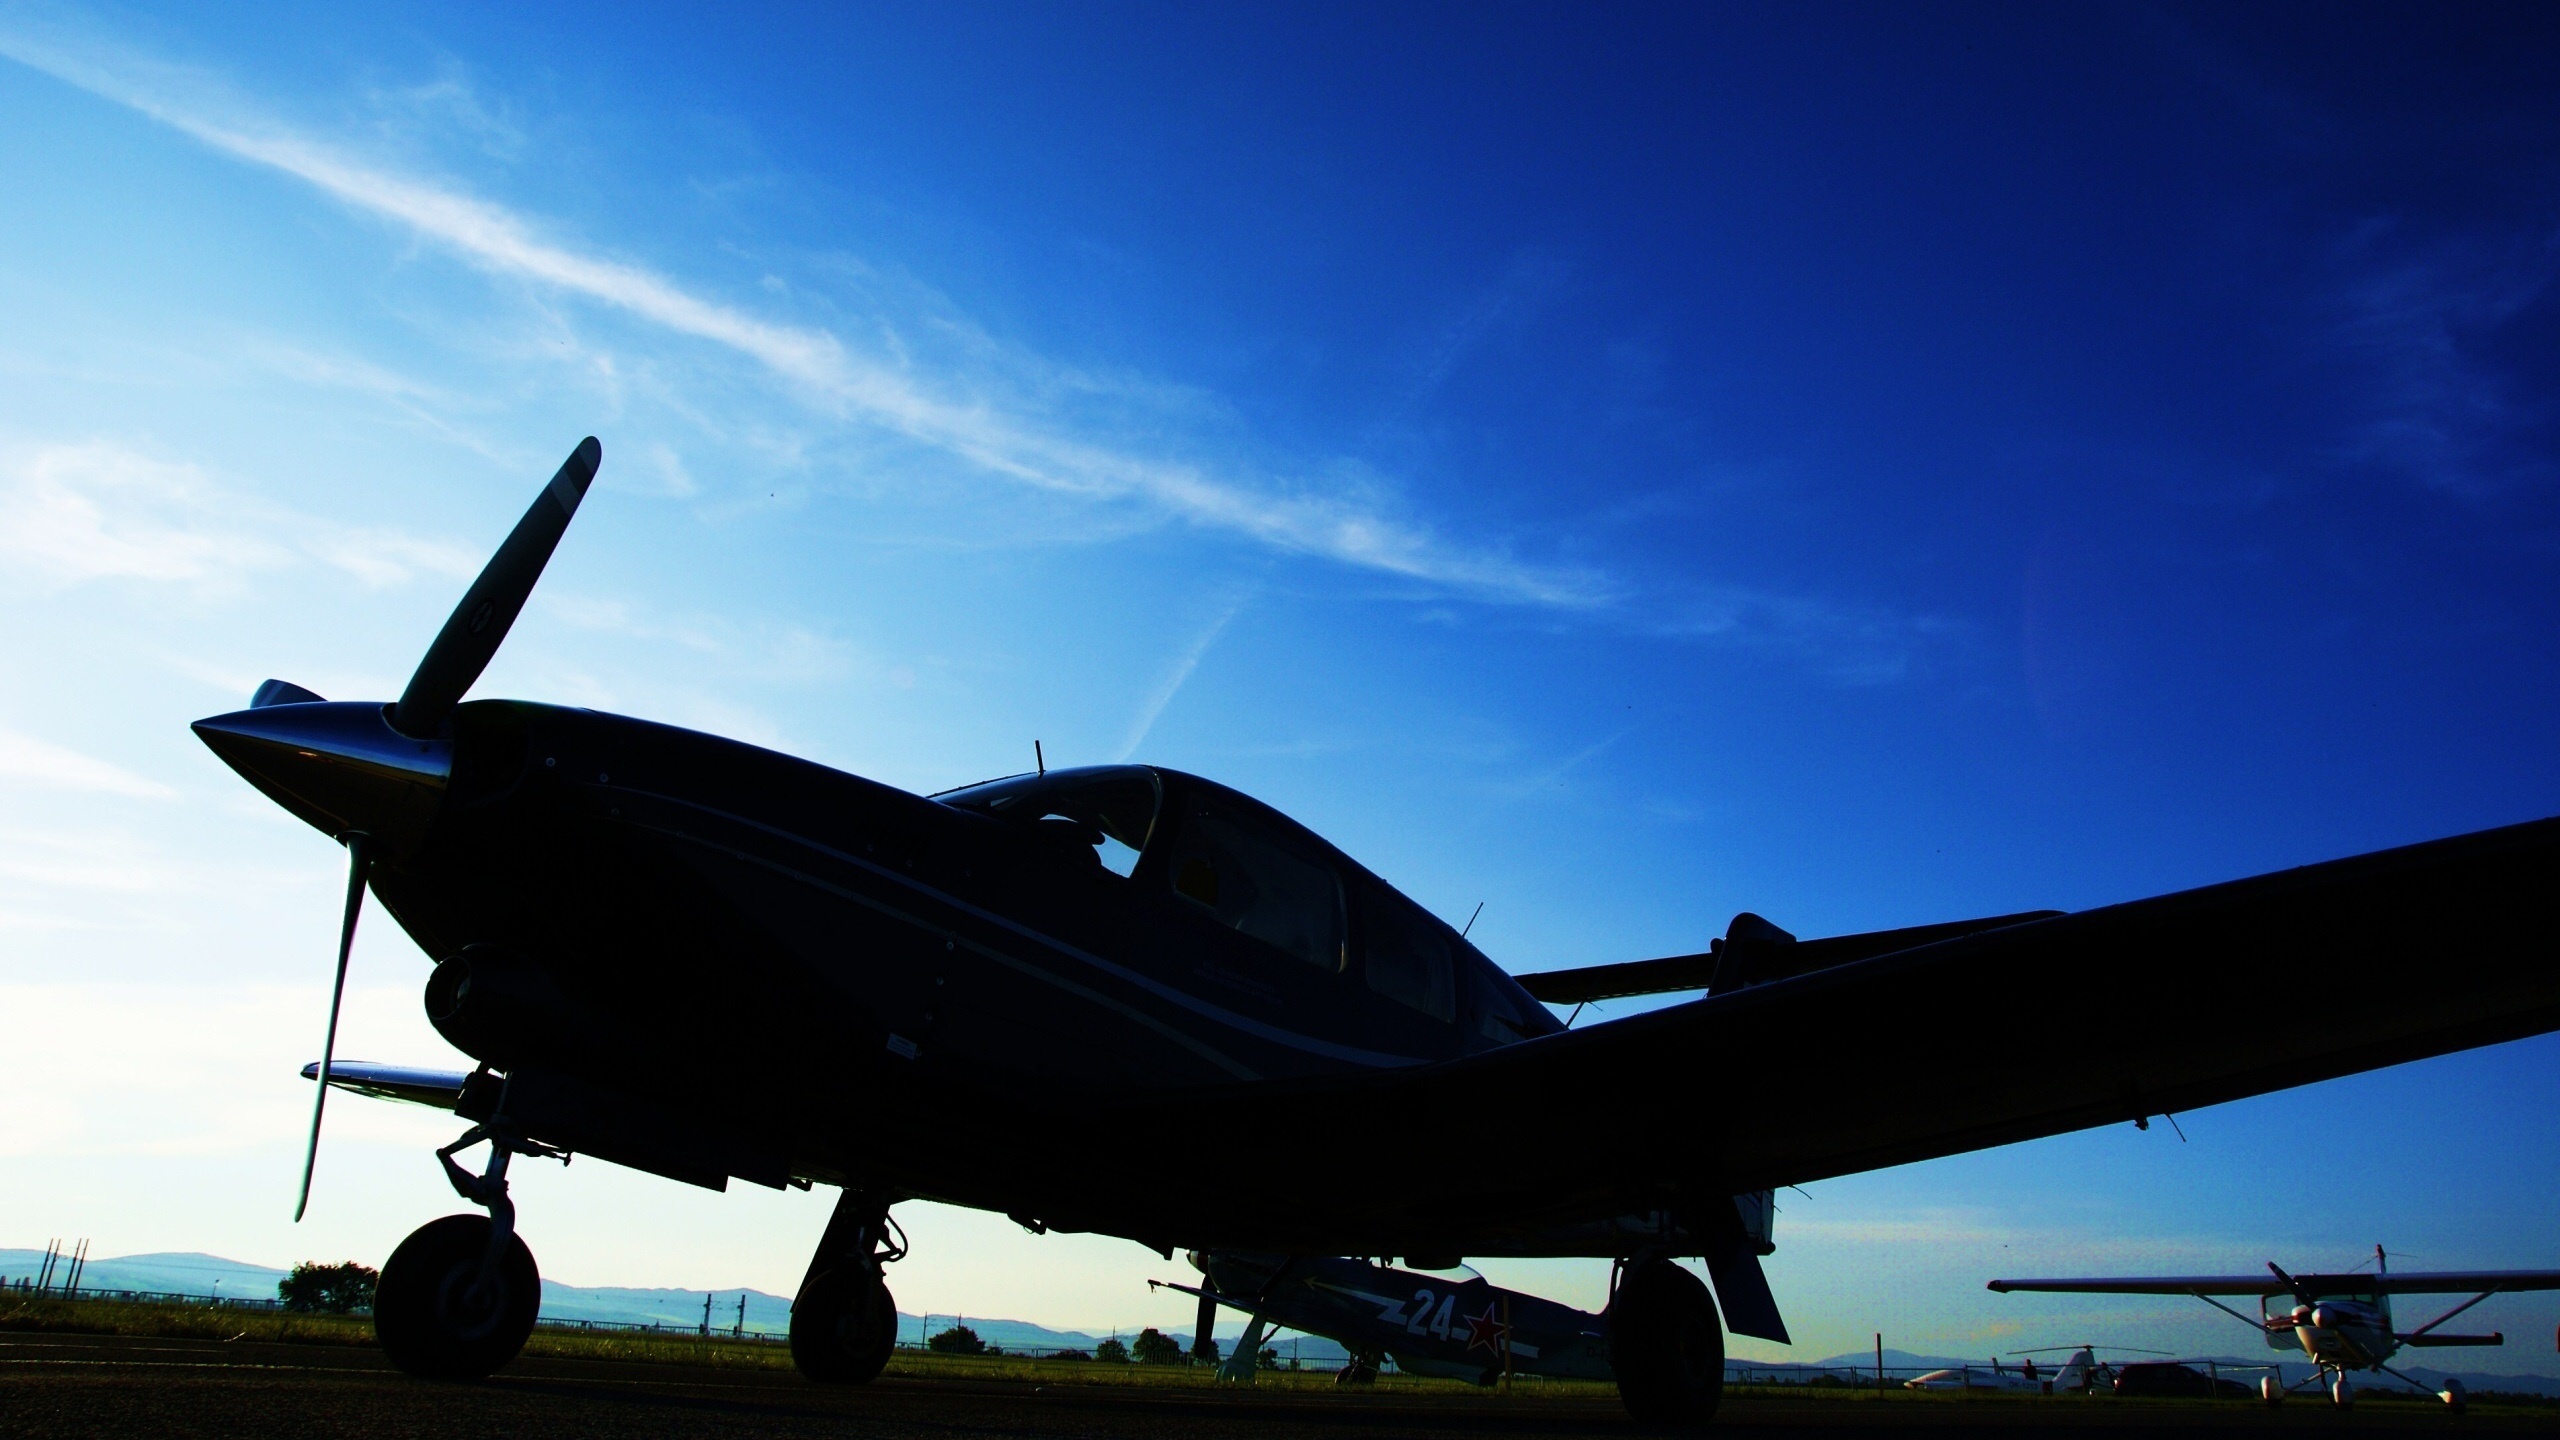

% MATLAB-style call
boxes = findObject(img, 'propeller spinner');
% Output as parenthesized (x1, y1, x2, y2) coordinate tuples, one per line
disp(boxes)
(191, 437, 603, 1220)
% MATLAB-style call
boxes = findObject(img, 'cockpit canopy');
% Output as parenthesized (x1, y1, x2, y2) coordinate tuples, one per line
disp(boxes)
(938, 765, 1160, 877)
(937, 764, 1560, 1050)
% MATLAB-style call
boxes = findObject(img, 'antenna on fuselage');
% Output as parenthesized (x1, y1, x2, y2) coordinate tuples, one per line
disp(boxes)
(1461, 901, 1483, 938)
(1035, 740, 1045, 776)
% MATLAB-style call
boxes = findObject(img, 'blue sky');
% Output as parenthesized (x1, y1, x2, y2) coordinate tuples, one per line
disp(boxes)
(2, 1, 2557, 1367)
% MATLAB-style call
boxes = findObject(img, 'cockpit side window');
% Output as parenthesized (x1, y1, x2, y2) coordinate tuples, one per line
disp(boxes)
(1166, 803, 1345, 969)
(1362, 890, 1456, 1022)
(942, 769, 1160, 877)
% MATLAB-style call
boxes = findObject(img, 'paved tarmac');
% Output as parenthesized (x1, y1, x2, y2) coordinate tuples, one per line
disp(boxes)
(1, 1331, 2531, 1438)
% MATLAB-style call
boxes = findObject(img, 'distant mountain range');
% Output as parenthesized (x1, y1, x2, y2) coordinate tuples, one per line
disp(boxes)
(0, 1248, 1348, 1364)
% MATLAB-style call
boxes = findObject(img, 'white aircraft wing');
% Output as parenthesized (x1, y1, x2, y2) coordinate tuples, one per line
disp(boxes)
(1991, 1271, 2560, 1296)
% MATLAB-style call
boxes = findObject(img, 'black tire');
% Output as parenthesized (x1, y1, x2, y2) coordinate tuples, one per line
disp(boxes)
(1609, 1260, 1724, 1427)
(373, 1214, 540, 1380)
(791, 1269, 895, 1384)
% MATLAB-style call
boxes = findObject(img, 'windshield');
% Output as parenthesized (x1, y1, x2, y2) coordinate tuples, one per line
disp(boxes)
(940, 766, 1161, 877)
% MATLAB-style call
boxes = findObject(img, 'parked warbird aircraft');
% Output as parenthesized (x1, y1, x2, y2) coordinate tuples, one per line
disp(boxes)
(1155, 1251, 1627, 1386)
(197, 440, 2560, 1427)
(1990, 1246, 2560, 1409)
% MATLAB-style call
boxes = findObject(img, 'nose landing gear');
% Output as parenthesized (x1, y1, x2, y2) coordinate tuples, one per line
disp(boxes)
(791, 1189, 906, 1385)
(373, 1123, 560, 1380)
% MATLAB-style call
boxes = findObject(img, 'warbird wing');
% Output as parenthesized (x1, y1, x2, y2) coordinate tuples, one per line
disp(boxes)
(1135, 811, 2560, 1251)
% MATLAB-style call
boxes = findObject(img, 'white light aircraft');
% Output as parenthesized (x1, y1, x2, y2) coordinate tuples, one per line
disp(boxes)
(1990, 1246, 2560, 1409)
(1904, 1345, 2118, 1393)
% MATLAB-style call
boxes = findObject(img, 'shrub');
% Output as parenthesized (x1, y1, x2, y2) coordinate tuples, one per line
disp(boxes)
(1094, 1336, 1129, 1363)
(277, 1262, 378, 1314)
(926, 1325, 986, 1355)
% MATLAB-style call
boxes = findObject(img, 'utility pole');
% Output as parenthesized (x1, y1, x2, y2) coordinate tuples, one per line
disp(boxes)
(701, 1292, 713, 1338)
(1876, 1333, 1885, 1396)
(735, 1293, 746, 1338)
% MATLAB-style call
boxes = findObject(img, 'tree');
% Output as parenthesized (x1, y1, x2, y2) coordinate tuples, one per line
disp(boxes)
(276, 1261, 378, 1314)
(1191, 1332, 1221, 1365)
(1259, 1345, 1281, 1371)
(1094, 1336, 1130, 1363)
(1131, 1327, 1181, 1365)
(927, 1325, 986, 1355)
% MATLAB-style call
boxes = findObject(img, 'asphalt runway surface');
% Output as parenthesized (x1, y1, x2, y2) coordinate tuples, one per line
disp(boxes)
(1, 1331, 2529, 1438)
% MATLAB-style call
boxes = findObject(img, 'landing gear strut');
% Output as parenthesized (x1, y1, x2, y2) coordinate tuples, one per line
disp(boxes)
(374, 1123, 557, 1379)
(1609, 1258, 1725, 1427)
(791, 1189, 905, 1384)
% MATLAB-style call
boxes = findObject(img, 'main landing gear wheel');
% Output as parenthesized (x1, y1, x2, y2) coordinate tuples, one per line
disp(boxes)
(1609, 1259, 1724, 1428)
(791, 1268, 896, 1384)
(374, 1213, 541, 1380)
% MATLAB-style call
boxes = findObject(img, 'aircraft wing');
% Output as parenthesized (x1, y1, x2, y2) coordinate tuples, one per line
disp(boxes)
(298, 1060, 471, 1109)
(1988, 1276, 2315, 1296)
(1991, 1271, 2560, 1296)
(1121, 813, 2560, 1253)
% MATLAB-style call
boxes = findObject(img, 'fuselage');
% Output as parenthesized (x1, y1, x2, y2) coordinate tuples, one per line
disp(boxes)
(206, 696, 1570, 1246)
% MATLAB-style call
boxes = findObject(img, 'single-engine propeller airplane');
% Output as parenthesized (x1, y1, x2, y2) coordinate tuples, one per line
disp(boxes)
(196, 439, 2560, 1426)
(1990, 1245, 2560, 1409)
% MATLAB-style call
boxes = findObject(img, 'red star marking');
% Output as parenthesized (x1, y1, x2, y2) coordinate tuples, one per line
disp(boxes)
(1463, 1304, 1511, 1356)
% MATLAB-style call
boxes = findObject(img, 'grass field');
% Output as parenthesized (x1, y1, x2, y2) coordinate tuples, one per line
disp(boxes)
(9, 1292, 2555, 1419)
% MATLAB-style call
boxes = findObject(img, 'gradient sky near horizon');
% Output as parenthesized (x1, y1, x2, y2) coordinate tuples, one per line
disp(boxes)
(3, 1, 2559, 1369)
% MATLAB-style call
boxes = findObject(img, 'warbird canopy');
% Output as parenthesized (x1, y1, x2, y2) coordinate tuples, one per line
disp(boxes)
(198, 438, 2560, 1425)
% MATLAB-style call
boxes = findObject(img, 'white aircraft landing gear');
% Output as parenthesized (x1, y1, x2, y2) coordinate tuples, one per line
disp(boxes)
(790, 1189, 905, 1384)
(1608, 1258, 1725, 1427)
(374, 1122, 559, 1379)
(2330, 1374, 2354, 1409)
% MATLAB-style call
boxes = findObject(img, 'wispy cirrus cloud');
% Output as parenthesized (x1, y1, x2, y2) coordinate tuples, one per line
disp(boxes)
(0, 732, 176, 800)
(0, 440, 479, 592)
(0, 31, 1610, 610)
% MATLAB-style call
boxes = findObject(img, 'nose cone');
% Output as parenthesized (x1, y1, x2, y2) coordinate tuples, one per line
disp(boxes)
(193, 701, 452, 853)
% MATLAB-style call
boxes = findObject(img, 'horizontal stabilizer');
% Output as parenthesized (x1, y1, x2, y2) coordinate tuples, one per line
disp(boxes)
(1515, 910, 2061, 1006)
(298, 1060, 472, 1110)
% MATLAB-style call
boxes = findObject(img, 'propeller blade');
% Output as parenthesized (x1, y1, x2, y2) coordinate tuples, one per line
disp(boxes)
(1195, 1288, 1219, 1359)
(2267, 1261, 2311, 1302)
(390, 438, 601, 739)
(294, 835, 372, 1222)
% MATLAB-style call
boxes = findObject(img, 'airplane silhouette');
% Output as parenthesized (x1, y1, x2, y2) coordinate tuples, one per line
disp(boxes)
(1992, 1245, 2560, 1409)
(195, 440, 2560, 1425)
